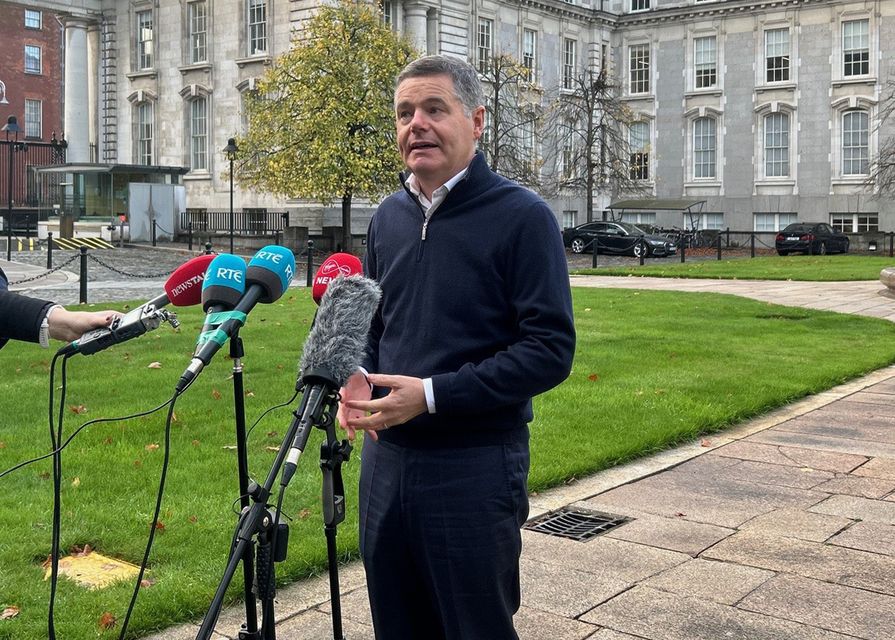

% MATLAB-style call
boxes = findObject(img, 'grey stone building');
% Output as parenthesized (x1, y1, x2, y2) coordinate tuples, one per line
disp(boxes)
(13, 0, 895, 240)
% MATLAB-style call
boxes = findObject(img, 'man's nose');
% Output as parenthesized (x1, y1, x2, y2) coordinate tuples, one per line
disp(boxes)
(408, 109, 429, 131)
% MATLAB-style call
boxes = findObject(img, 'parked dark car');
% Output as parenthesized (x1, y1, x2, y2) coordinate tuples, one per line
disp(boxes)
(775, 223, 850, 256)
(562, 221, 677, 258)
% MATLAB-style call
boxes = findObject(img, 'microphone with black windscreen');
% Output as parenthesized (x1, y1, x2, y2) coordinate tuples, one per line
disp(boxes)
(280, 274, 381, 486)
(58, 253, 215, 357)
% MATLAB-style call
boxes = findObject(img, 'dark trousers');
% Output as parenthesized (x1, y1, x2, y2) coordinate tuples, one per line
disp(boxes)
(358, 437, 530, 640)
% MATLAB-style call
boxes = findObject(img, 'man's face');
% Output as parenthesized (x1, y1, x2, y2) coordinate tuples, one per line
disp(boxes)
(395, 74, 484, 191)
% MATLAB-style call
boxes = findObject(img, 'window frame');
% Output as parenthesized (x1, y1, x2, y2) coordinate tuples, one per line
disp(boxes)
(630, 0, 650, 11)
(764, 27, 790, 84)
(24, 9, 41, 29)
(188, 1, 208, 64)
(764, 112, 790, 178)
(247, 0, 268, 56)
(629, 120, 650, 182)
(562, 38, 576, 91)
(189, 97, 209, 172)
(693, 35, 717, 90)
(134, 101, 154, 166)
(842, 19, 870, 78)
(24, 99, 42, 139)
(754, 212, 797, 232)
(841, 109, 869, 176)
(522, 28, 537, 83)
(135, 9, 153, 70)
(628, 43, 650, 95)
(477, 17, 493, 74)
(24, 45, 41, 74)
(831, 212, 878, 233)
(692, 116, 716, 180)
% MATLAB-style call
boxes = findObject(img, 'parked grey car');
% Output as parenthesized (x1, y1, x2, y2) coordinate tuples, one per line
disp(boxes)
(562, 221, 677, 258)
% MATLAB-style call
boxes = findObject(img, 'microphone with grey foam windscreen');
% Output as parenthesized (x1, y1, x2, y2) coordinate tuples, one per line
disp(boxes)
(280, 274, 381, 486)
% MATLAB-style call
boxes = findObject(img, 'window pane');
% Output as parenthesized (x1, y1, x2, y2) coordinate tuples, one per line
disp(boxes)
(24, 99, 42, 138)
(25, 9, 41, 29)
(477, 19, 492, 73)
(24, 45, 41, 73)
(136, 10, 153, 69)
(694, 36, 716, 88)
(248, 0, 267, 55)
(693, 117, 716, 179)
(764, 112, 790, 177)
(191, 98, 208, 170)
(135, 103, 153, 165)
(765, 28, 790, 82)
(631, 0, 650, 10)
(523, 29, 537, 81)
(842, 110, 869, 175)
(189, 2, 207, 64)
(563, 39, 576, 90)
(843, 19, 869, 76)
(629, 121, 649, 180)
(629, 44, 650, 94)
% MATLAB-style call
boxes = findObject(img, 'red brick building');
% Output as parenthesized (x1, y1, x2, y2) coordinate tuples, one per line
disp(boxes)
(0, 0, 64, 209)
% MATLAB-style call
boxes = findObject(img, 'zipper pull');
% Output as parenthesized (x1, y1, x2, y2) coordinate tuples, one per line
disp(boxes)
(421, 219, 429, 241)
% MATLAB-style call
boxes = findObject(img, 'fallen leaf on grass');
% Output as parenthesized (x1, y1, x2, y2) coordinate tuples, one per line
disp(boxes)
(0, 442, 5, 449)
(98, 611, 116, 629)
(245, 391, 255, 398)
(587, 374, 599, 382)
(71, 544, 93, 557)
(102, 437, 113, 445)
(221, 445, 237, 450)
(265, 446, 279, 452)
(188, 515, 198, 524)
(71, 477, 81, 487)
(1, 606, 20, 620)
(154, 522, 166, 533)
(147, 362, 162, 369)
(191, 439, 201, 447)
(700, 439, 712, 447)
(145, 443, 160, 451)
(139, 578, 156, 588)
(211, 389, 222, 400)
(70, 405, 88, 415)
(297, 509, 311, 520)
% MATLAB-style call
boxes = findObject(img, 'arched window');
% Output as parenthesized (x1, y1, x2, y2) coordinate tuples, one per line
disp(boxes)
(764, 112, 790, 177)
(693, 117, 716, 179)
(841, 110, 869, 175)
(134, 101, 154, 165)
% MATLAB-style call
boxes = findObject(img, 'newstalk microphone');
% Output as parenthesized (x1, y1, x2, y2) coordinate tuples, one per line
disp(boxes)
(176, 245, 295, 393)
(280, 274, 381, 486)
(57, 253, 215, 357)
(312, 252, 363, 304)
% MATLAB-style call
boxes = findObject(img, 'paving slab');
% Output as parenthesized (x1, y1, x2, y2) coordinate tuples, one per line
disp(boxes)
(603, 515, 735, 556)
(810, 493, 895, 524)
(772, 414, 895, 445)
(587, 630, 648, 640)
(643, 558, 775, 605)
(514, 604, 601, 640)
(582, 586, 855, 640)
(317, 585, 373, 628)
(840, 391, 895, 405)
(828, 520, 895, 556)
(808, 399, 895, 418)
(852, 456, 895, 479)
(702, 530, 895, 595)
(712, 459, 835, 490)
(272, 609, 374, 639)
(708, 441, 867, 473)
(739, 573, 895, 639)
(586, 468, 826, 528)
(521, 530, 689, 584)
(738, 507, 852, 542)
(813, 474, 895, 499)
(519, 557, 630, 618)
(747, 429, 895, 459)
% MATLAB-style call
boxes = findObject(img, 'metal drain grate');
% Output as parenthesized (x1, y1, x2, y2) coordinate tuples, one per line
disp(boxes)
(523, 508, 630, 542)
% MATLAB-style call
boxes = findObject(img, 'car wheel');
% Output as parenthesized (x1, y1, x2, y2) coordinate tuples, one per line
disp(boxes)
(842, 239, 849, 254)
(818, 241, 827, 256)
(633, 241, 649, 259)
(777, 250, 789, 256)
(570, 237, 586, 254)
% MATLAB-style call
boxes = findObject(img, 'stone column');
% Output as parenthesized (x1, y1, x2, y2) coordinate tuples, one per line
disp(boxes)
(403, 3, 428, 54)
(62, 17, 90, 163)
(87, 23, 100, 163)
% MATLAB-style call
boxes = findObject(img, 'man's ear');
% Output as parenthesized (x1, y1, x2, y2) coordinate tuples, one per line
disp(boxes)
(472, 105, 486, 140)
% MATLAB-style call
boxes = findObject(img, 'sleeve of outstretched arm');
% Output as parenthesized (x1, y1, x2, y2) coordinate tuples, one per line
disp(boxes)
(0, 290, 55, 346)
(430, 203, 576, 414)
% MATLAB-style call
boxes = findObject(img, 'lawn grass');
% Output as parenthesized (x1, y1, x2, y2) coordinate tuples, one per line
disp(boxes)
(574, 254, 895, 281)
(2, 287, 895, 638)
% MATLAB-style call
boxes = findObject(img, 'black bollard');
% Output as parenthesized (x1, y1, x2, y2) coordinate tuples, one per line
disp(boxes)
(306, 239, 314, 287)
(204, 242, 213, 255)
(680, 233, 686, 263)
(716, 232, 722, 261)
(79, 246, 88, 304)
(639, 235, 645, 266)
(750, 233, 755, 258)
(188, 221, 193, 252)
(152, 220, 157, 247)
(46, 232, 53, 269)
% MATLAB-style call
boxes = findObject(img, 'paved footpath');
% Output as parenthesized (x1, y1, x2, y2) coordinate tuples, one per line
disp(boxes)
(8, 249, 895, 639)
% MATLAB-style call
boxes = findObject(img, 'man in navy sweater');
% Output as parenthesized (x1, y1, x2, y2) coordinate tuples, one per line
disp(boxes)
(338, 55, 575, 639)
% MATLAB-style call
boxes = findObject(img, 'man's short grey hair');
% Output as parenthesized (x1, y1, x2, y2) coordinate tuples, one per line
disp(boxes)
(395, 55, 485, 115)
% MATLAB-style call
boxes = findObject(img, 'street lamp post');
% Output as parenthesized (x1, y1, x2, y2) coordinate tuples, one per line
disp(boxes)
(3, 115, 27, 261)
(223, 138, 238, 255)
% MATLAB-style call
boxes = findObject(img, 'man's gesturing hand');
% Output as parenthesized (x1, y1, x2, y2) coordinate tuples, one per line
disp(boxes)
(340, 374, 427, 440)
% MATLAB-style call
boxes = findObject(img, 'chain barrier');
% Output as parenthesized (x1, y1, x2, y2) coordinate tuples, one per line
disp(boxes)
(86, 253, 173, 279)
(8, 254, 81, 286)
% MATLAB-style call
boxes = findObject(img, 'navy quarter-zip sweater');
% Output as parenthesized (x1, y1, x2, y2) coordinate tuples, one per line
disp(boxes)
(363, 152, 576, 448)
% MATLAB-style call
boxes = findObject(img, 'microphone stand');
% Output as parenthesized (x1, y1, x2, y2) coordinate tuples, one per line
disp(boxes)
(229, 333, 261, 639)
(196, 377, 349, 640)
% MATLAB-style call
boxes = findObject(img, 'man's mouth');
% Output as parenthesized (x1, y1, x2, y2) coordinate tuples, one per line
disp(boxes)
(409, 142, 438, 151)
